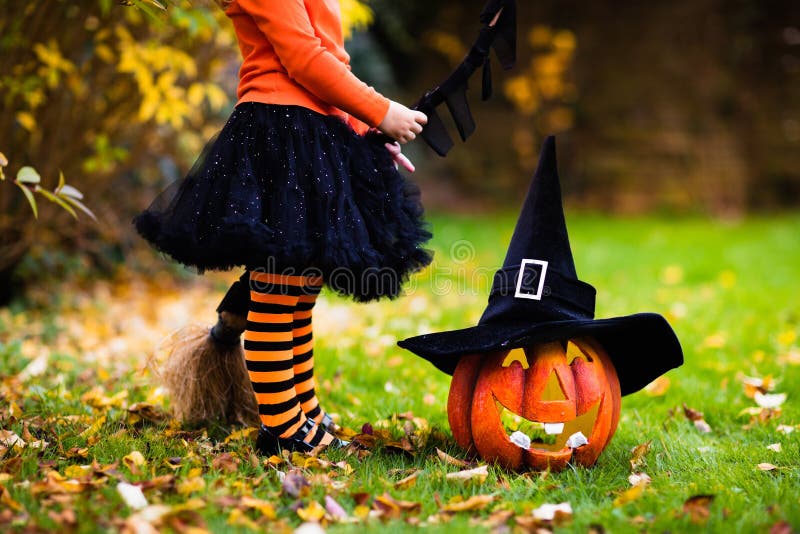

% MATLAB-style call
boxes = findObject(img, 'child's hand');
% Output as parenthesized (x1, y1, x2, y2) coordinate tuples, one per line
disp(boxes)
(378, 101, 427, 144)
(384, 142, 415, 173)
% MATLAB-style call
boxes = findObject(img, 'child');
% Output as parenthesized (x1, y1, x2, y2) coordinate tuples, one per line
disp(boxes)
(135, 0, 431, 454)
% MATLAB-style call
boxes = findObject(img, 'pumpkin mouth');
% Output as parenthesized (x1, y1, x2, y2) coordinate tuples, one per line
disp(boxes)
(494, 397, 600, 453)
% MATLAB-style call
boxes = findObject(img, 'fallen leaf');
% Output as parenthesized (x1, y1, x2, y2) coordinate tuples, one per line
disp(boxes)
(531, 502, 573, 521)
(227, 508, 260, 530)
(295, 523, 326, 534)
(176, 476, 206, 495)
(628, 472, 652, 487)
(127, 402, 167, 425)
(767, 443, 782, 452)
(757, 463, 778, 471)
(0, 485, 23, 512)
(613, 485, 644, 507)
(629, 440, 652, 471)
(394, 470, 420, 490)
(741, 375, 774, 398)
(123, 451, 147, 476)
(324, 495, 348, 520)
(238, 496, 277, 519)
(117, 482, 148, 509)
(683, 404, 712, 433)
(211, 453, 239, 473)
(282, 469, 310, 498)
(436, 448, 470, 467)
(224, 427, 258, 444)
(754, 392, 787, 409)
(445, 465, 488, 483)
(79, 415, 107, 439)
(683, 494, 714, 523)
(440, 494, 495, 513)
(372, 492, 421, 518)
(0, 430, 25, 450)
(297, 500, 326, 522)
(776, 425, 796, 434)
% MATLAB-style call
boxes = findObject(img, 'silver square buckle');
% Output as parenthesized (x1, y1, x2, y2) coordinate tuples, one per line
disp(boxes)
(514, 259, 548, 300)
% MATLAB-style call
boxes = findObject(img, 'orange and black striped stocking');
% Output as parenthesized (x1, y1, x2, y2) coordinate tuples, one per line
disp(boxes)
(292, 279, 324, 423)
(244, 272, 333, 447)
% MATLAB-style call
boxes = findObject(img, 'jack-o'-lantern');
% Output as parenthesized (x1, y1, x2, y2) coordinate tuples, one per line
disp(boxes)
(398, 136, 683, 472)
(448, 338, 620, 471)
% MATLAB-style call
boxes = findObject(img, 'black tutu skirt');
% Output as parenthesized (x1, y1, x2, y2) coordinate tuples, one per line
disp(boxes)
(134, 103, 432, 301)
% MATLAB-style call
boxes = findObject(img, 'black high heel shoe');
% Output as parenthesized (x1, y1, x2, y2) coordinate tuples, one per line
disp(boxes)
(255, 419, 349, 456)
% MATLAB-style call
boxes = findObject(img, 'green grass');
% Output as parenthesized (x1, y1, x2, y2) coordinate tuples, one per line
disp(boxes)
(1, 212, 799, 532)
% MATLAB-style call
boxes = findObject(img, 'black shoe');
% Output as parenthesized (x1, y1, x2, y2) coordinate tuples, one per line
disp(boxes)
(255, 419, 349, 456)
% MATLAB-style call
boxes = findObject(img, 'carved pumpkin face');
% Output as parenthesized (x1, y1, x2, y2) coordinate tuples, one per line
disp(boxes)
(447, 337, 621, 471)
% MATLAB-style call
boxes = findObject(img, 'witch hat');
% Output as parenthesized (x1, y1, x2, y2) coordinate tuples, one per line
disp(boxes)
(398, 137, 683, 395)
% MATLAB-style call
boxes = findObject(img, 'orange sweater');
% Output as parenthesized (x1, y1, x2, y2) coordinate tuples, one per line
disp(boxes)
(225, 0, 391, 135)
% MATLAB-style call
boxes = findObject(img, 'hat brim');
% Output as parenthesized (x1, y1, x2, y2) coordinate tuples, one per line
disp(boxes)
(397, 313, 682, 396)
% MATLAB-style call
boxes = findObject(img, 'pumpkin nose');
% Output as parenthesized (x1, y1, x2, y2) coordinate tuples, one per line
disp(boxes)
(522, 342, 577, 422)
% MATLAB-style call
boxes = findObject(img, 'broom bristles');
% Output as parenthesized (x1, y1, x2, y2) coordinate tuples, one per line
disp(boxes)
(148, 323, 259, 426)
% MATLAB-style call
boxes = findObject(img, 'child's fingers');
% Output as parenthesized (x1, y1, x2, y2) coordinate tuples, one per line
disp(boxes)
(413, 110, 428, 125)
(396, 152, 415, 173)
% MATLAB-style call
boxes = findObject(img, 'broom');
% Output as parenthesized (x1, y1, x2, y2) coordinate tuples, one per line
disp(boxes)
(149, 273, 259, 426)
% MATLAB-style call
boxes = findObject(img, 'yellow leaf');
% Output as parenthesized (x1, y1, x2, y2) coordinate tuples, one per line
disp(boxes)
(15, 112, 36, 132)
(241, 496, 277, 520)
(177, 476, 206, 495)
(187, 83, 205, 107)
(440, 494, 495, 513)
(613, 484, 644, 506)
(123, 451, 147, 474)
(297, 500, 326, 522)
(227, 509, 259, 530)
(64, 465, 91, 478)
(79, 415, 106, 438)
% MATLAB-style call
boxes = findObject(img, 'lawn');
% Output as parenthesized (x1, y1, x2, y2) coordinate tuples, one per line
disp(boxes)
(1, 212, 799, 533)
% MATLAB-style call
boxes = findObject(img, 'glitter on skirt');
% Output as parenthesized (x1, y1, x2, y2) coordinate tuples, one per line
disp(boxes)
(133, 103, 433, 301)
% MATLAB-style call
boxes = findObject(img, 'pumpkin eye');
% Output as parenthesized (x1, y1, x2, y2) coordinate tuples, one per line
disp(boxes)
(566, 341, 592, 365)
(501, 348, 530, 369)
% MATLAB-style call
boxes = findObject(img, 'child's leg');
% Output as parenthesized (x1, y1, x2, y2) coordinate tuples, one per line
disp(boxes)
(292, 278, 324, 423)
(244, 271, 333, 448)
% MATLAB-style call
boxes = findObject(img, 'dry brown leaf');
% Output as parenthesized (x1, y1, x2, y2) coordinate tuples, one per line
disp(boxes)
(683, 494, 714, 523)
(629, 441, 652, 471)
(282, 469, 310, 498)
(440, 494, 496, 513)
(394, 470, 420, 490)
(372, 492, 421, 518)
(436, 448, 471, 467)
(683, 404, 712, 433)
(757, 463, 778, 471)
(211, 453, 239, 473)
(445, 465, 488, 483)
(127, 402, 168, 425)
